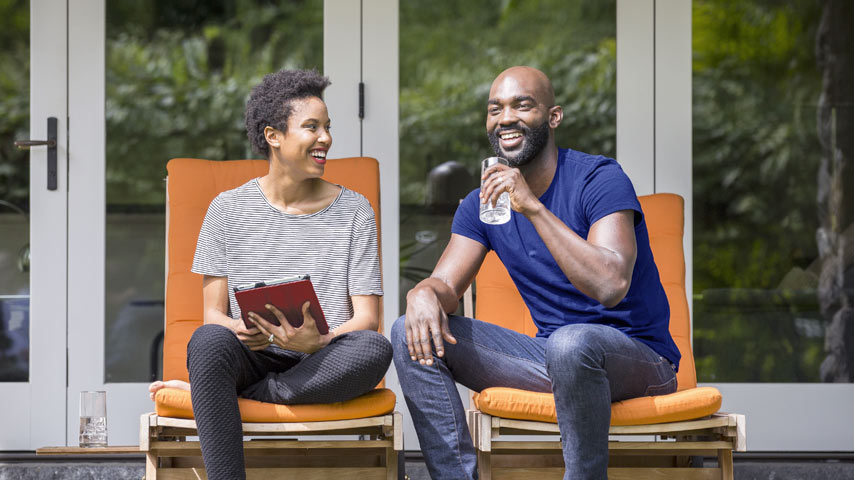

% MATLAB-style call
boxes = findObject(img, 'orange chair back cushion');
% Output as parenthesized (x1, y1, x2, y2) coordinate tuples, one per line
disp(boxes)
(163, 157, 381, 382)
(474, 193, 697, 390)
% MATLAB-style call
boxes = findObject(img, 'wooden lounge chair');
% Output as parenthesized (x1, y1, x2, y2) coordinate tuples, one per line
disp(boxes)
(140, 157, 401, 480)
(464, 193, 746, 480)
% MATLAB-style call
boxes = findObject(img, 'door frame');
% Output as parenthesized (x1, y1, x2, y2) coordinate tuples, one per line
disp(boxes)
(29, 0, 69, 450)
(27, 0, 69, 448)
(0, 0, 69, 451)
(65, 0, 144, 447)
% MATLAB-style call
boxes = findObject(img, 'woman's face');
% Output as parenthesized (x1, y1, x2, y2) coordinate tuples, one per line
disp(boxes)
(276, 96, 332, 176)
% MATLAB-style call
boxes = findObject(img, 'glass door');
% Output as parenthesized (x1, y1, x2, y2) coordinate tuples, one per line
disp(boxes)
(66, 0, 327, 445)
(0, 0, 68, 450)
(691, 0, 854, 450)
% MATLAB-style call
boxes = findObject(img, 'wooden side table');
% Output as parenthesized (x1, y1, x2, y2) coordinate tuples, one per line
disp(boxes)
(36, 446, 141, 455)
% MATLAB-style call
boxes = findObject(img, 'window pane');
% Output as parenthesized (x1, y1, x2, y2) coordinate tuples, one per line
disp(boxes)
(399, 0, 617, 314)
(104, 0, 323, 382)
(693, 0, 853, 382)
(0, 0, 30, 382)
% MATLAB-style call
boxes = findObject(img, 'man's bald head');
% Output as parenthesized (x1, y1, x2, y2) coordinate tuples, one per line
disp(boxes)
(490, 66, 555, 107)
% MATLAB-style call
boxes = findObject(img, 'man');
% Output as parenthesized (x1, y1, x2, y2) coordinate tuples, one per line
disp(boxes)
(391, 66, 681, 480)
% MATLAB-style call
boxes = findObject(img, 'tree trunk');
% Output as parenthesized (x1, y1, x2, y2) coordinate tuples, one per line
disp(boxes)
(816, 0, 854, 382)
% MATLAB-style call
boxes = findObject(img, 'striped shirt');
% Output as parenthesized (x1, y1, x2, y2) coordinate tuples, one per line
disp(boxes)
(191, 178, 383, 329)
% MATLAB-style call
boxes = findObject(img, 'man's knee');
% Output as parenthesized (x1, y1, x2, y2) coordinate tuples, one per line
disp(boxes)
(545, 324, 604, 373)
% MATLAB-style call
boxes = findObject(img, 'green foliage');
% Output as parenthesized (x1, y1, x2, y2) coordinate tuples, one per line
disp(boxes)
(692, 0, 825, 382)
(0, 0, 29, 211)
(693, 0, 806, 71)
(693, 288, 823, 382)
(105, 0, 323, 207)
(693, 0, 821, 292)
(102, 1, 323, 381)
(399, 0, 616, 205)
(1, 1, 326, 209)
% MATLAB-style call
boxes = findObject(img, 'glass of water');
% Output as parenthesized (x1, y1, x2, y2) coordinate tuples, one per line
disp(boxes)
(79, 391, 107, 447)
(480, 157, 512, 225)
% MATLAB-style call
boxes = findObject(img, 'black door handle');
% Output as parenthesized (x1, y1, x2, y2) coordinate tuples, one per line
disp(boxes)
(14, 117, 58, 191)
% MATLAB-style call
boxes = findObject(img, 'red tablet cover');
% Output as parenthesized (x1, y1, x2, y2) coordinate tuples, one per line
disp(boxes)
(234, 278, 329, 335)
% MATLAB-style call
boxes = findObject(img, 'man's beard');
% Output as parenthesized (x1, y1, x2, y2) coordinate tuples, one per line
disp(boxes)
(488, 119, 551, 167)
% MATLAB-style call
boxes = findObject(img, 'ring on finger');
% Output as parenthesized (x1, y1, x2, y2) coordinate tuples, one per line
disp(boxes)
(267, 333, 275, 344)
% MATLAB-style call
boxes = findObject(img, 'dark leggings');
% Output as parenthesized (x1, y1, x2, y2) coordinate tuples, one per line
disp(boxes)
(186, 324, 393, 480)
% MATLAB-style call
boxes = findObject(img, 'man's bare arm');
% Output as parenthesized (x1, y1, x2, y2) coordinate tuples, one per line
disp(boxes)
(480, 164, 637, 307)
(527, 208, 637, 307)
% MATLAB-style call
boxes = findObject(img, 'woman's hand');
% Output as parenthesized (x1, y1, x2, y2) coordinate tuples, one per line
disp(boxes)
(230, 318, 270, 351)
(250, 301, 333, 354)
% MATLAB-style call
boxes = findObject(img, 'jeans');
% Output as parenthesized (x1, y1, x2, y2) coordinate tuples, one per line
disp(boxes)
(391, 315, 677, 480)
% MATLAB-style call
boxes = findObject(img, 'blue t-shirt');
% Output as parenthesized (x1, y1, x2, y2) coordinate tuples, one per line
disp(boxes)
(452, 148, 681, 370)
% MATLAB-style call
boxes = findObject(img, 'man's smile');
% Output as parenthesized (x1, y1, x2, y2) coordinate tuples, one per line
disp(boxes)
(498, 130, 524, 150)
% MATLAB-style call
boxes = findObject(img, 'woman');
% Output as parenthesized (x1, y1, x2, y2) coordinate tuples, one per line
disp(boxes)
(148, 69, 392, 480)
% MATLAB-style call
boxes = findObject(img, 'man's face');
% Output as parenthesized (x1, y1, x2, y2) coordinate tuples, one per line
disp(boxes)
(485, 75, 553, 167)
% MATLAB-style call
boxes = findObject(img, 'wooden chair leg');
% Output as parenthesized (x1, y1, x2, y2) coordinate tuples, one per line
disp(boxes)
(477, 450, 492, 480)
(386, 446, 398, 480)
(718, 448, 733, 480)
(145, 451, 158, 480)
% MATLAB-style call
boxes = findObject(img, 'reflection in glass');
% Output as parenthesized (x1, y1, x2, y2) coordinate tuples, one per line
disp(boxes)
(692, 0, 853, 382)
(0, 0, 30, 382)
(105, 1, 323, 382)
(399, 1, 617, 314)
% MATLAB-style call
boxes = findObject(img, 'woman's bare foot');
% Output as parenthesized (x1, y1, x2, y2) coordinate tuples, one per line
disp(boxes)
(148, 380, 190, 401)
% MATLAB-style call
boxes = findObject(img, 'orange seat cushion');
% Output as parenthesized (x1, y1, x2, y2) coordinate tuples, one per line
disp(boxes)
(473, 386, 722, 426)
(155, 387, 396, 423)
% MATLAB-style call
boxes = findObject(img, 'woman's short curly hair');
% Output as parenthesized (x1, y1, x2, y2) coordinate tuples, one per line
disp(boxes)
(245, 69, 331, 157)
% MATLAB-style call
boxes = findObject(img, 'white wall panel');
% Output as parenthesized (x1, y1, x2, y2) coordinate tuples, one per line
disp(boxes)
(710, 384, 854, 450)
(324, 0, 363, 157)
(361, 0, 408, 450)
(326, 0, 409, 449)
(654, 0, 692, 313)
(362, 0, 400, 341)
(26, 0, 69, 449)
(616, 0, 655, 195)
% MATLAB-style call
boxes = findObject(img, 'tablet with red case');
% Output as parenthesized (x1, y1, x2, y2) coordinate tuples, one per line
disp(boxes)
(233, 275, 329, 335)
